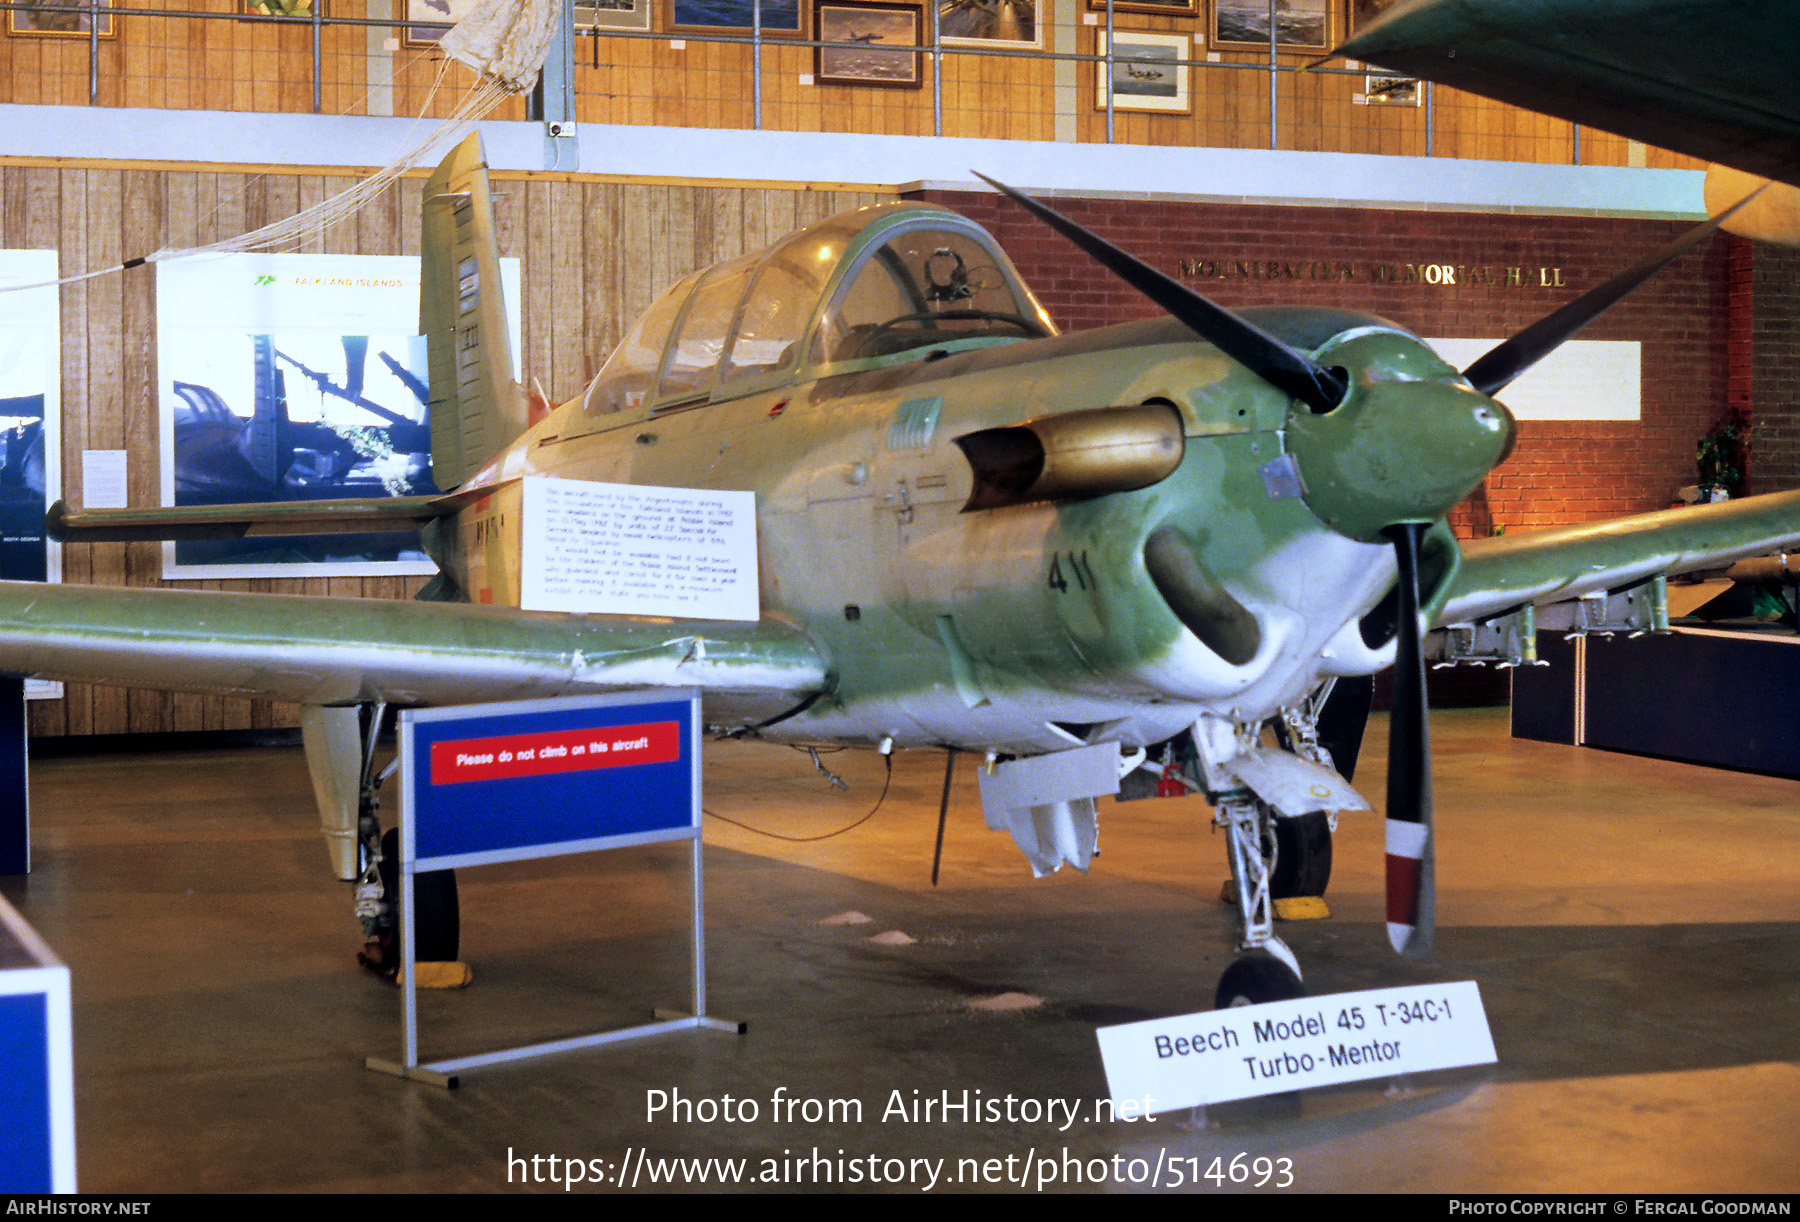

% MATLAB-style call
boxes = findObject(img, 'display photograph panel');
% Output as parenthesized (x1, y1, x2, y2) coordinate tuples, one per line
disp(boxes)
(154, 252, 517, 579)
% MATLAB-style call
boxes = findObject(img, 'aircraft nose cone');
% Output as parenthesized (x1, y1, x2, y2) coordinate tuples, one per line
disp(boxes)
(1287, 376, 1513, 544)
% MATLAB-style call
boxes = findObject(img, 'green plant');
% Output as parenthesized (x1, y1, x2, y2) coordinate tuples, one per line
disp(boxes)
(1697, 411, 1751, 495)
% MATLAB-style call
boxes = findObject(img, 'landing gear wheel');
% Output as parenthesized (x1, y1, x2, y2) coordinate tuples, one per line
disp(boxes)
(359, 827, 460, 977)
(1215, 954, 1305, 1009)
(1268, 811, 1332, 899)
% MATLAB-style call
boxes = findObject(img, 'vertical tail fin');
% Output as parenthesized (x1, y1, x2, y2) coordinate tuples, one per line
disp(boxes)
(421, 133, 527, 492)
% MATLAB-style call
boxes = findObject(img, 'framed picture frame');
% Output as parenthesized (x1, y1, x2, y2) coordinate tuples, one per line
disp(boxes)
(1359, 72, 1420, 106)
(1096, 30, 1190, 113)
(815, 1, 923, 88)
(1085, 0, 1197, 17)
(1209, 0, 1329, 53)
(403, 0, 473, 47)
(577, 0, 652, 30)
(1348, 0, 1405, 37)
(668, 0, 803, 35)
(243, 0, 316, 15)
(938, 0, 1038, 49)
(6, 1, 114, 37)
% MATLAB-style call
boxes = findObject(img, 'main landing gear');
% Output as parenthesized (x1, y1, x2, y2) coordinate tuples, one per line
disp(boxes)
(341, 702, 467, 987)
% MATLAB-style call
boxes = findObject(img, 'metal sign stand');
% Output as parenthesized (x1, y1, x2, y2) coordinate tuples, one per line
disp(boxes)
(365, 691, 740, 1089)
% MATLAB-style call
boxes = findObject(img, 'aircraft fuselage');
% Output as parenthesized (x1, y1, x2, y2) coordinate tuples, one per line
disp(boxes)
(455, 308, 1484, 754)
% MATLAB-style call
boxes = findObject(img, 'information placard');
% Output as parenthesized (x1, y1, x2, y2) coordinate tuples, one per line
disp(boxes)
(403, 692, 700, 871)
(1096, 981, 1496, 1111)
(519, 476, 759, 621)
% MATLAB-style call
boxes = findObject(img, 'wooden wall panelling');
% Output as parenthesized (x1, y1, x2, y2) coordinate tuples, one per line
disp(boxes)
(550, 180, 588, 395)
(615, 183, 655, 330)
(319, 1, 371, 119)
(521, 178, 557, 398)
(582, 182, 623, 378)
(44, 169, 86, 738)
(708, 187, 744, 269)
(121, 169, 167, 732)
(80, 170, 128, 737)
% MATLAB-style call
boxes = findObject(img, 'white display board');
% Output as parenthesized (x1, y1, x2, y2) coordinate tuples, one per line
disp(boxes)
(1097, 980, 1497, 1111)
(520, 476, 760, 622)
(155, 252, 521, 579)
(0, 251, 63, 701)
(1429, 337, 1641, 420)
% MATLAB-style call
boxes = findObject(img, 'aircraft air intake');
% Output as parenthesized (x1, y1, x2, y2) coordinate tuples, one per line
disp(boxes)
(1142, 525, 1261, 666)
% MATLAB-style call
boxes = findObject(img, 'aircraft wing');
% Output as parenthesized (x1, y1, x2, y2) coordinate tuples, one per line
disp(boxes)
(1436, 488, 1800, 625)
(1336, 0, 1800, 188)
(0, 581, 829, 723)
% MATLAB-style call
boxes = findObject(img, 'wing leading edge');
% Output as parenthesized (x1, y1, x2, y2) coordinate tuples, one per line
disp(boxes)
(1437, 488, 1800, 627)
(0, 581, 829, 724)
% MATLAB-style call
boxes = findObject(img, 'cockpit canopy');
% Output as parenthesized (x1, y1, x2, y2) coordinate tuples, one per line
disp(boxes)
(583, 203, 1056, 416)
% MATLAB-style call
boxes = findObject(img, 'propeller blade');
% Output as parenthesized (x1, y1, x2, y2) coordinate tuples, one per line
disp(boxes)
(1383, 521, 1435, 958)
(974, 173, 1349, 413)
(1462, 189, 1765, 397)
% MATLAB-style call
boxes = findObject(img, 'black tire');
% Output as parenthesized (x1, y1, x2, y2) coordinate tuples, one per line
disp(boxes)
(1268, 811, 1333, 898)
(378, 827, 460, 962)
(1215, 954, 1305, 1009)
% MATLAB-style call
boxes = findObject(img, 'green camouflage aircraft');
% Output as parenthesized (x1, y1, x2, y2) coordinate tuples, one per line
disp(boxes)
(19, 135, 1800, 1004)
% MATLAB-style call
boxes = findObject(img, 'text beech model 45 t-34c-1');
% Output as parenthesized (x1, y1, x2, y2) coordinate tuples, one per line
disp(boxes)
(25, 135, 1800, 1005)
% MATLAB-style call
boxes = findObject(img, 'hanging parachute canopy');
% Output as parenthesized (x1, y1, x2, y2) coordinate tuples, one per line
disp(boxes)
(441, 0, 560, 94)
(149, 0, 560, 262)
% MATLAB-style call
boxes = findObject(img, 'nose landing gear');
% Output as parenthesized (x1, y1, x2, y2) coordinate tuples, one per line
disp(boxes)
(1215, 791, 1309, 1007)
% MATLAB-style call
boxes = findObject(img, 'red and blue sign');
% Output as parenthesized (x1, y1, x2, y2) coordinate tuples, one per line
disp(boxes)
(402, 693, 699, 870)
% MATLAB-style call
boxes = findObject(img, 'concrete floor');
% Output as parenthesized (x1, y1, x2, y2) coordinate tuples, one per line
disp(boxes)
(3, 707, 1798, 1194)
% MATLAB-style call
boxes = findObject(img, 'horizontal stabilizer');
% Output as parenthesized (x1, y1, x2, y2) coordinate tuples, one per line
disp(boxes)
(46, 496, 457, 543)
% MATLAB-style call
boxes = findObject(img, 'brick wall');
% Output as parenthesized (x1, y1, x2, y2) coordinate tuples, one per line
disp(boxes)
(1750, 243, 1800, 494)
(919, 189, 1737, 539)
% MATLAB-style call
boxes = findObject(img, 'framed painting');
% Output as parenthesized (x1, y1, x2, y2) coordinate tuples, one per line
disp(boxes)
(1086, 0, 1197, 17)
(1360, 72, 1420, 105)
(668, 0, 802, 34)
(404, 0, 475, 47)
(938, 0, 1038, 49)
(1348, 0, 1405, 36)
(1096, 29, 1190, 112)
(243, 0, 316, 15)
(577, 0, 652, 30)
(815, 1, 923, 88)
(6, 1, 114, 37)
(1209, 0, 1329, 53)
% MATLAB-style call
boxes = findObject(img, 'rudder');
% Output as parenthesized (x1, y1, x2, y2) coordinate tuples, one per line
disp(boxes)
(421, 133, 527, 492)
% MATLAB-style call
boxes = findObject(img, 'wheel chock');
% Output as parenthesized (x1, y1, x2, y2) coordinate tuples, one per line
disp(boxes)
(1217, 881, 1330, 920)
(414, 961, 475, 989)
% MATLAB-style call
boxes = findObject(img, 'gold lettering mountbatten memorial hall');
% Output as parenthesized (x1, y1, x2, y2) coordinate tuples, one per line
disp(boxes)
(1177, 259, 1569, 288)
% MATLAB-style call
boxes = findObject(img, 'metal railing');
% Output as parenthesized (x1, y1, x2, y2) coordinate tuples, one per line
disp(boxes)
(0, 0, 1616, 168)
